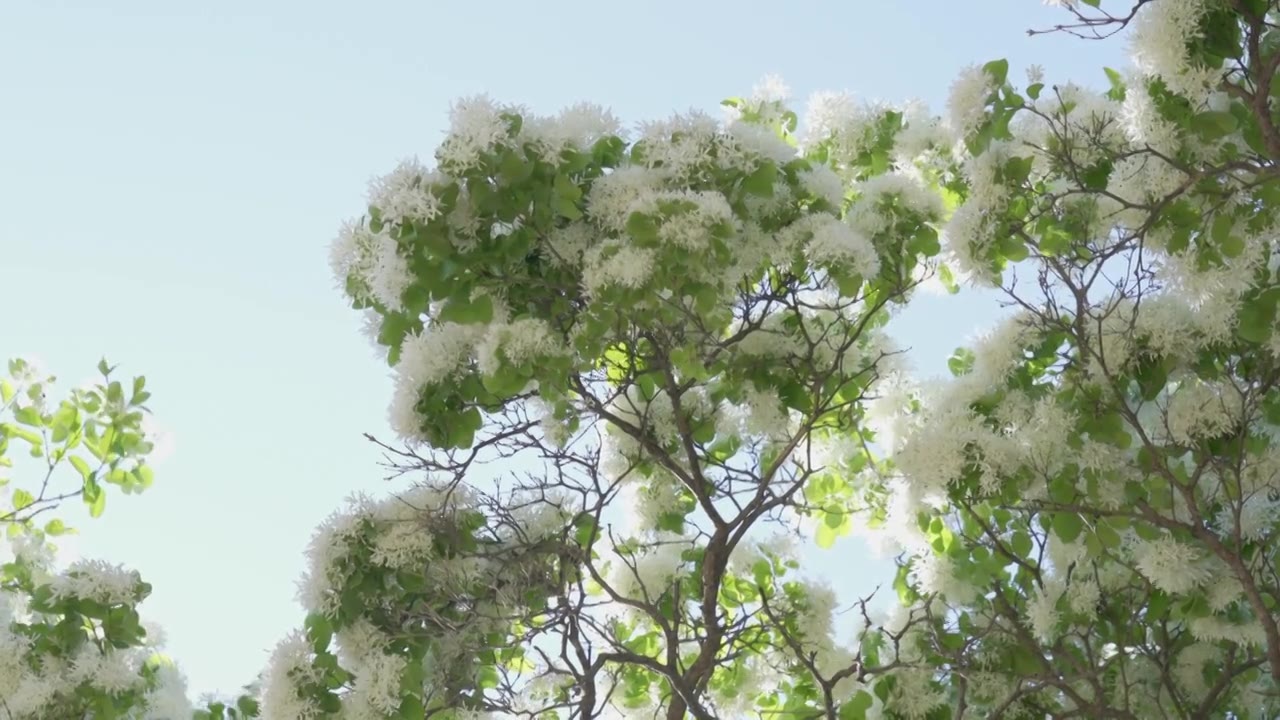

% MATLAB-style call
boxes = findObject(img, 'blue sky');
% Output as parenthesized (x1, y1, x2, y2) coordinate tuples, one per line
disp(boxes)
(0, 0, 1125, 700)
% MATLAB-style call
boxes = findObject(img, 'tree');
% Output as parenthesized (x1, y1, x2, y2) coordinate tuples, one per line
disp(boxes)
(276, 1, 1280, 717)
(12, 2, 1277, 718)
(0, 357, 259, 719)
(261, 79, 957, 719)
(861, 0, 1280, 717)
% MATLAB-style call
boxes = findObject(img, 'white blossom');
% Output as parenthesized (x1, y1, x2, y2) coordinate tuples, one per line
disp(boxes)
(1129, 0, 1216, 104)
(804, 215, 880, 277)
(438, 94, 516, 171)
(798, 164, 846, 208)
(48, 559, 142, 606)
(1132, 535, 1211, 594)
(367, 158, 445, 226)
(946, 65, 997, 139)
(582, 239, 657, 296)
(261, 632, 325, 720)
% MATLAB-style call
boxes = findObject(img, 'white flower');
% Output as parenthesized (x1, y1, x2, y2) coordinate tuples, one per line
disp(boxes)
(438, 94, 515, 170)
(626, 189, 735, 251)
(847, 172, 945, 237)
(726, 121, 796, 165)
(297, 495, 370, 613)
(1129, 0, 1216, 104)
(1028, 580, 1064, 641)
(142, 662, 195, 719)
(1163, 379, 1240, 444)
(1026, 64, 1045, 85)
(544, 221, 596, 267)
(635, 111, 720, 177)
(911, 551, 977, 604)
(262, 631, 325, 720)
(350, 652, 408, 716)
(737, 386, 790, 440)
(0, 598, 31, 700)
(891, 669, 946, 719)
(477, 318, 561, 377)
(795, 581, 838, 652)
(367, 158, 445, 226)
(946, 65, 997, 139)
(1121, 77, 1183, 153)
(388, 374, 426, 444)
(798, 165, 846, 207)
(330, 221, 413, 312)
(1189, 615, 1269, 646)
(1067, 577, 1101, 617)
(1218, 493, 1280, 542)
(633, 475, 686, 532)
(586, 165, 666, 232)
(523, 102, 622, 162)
(804, 92, 888, 164)
(364, 236, 412, 313)
(1174, 643, 1219, 701)
(942, 201, 996, 285)
(803, 215, 880, 277)
(582, 239, 657, 296)
(397, 321, 483, 389)
(10, 533, 54, 570)
(69, 643, 144, 694)
(752, 74, 790, 104)
(895, 100, 950, 163)
(612, 533, 693, 599)
(49, 559, 142, 605)
(1132, 535, 1211, 594)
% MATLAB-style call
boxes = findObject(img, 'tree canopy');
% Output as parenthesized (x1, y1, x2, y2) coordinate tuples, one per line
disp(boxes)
(6, 1, 1280, 718)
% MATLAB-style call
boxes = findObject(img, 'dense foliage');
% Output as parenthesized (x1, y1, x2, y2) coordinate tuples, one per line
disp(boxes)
(9, 1, 1280, 718)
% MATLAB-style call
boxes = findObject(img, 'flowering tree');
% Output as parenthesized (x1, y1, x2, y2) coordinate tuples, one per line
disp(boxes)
(857, 0, 1280, 717)
(259, 75, 962, 719)
(0, 358, 258, 719)
(11, 1, 1261, 717)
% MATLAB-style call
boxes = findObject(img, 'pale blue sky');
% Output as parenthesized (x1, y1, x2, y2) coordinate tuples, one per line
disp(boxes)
(0, 0, 1124, 700)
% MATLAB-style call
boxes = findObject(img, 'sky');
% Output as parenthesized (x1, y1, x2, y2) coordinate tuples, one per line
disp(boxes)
(0, 0, 1127, 701)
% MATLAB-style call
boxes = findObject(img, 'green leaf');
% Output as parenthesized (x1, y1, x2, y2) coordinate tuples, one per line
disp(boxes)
(947, 348, 976, 377)
(437, 294, 494, 325)
(1095, 520, 1122, 550)
(982, 58, 1010, 86)
(1238, 289, 1280, 344)
(1010, 530, 1033, 558)
(1026, 83, 1044, 100)
(397, 695, 425, 719)
(85, 479, 106, 518)
(477, 664, 501, 690)
(44, 519, 69, 536)
(815, 521, 838, 549)
(11, 488, 33, 511)
(1003, 156, 1033, 184)
(839, 691, 875, 720)
(498, 149, 530, 183)
(0, 381, 13, 404)
(132, 465, 155, 491)
(1080, 160, 1113, 191)
(69, 455, 93, 482)
(304, 614, 333, 654)
(1191, 110, 1239, 140)
(13, 406, 42, 427)
(743, 162, 777, 197)
(1103, 66, 1126, 101)
(1052, 513, 1083, 542)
